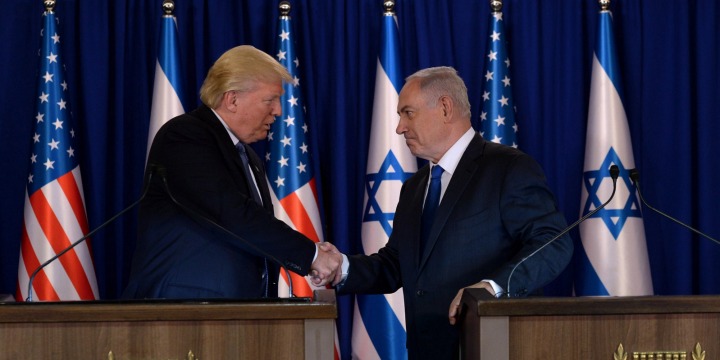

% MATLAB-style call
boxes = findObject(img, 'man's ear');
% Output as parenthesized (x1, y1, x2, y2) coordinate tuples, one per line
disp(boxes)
(439, 95, 454, 121)
(221, 91, 237, 112)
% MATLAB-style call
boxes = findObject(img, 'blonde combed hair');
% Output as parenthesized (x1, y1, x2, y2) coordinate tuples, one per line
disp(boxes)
(199, 45, 292, 109)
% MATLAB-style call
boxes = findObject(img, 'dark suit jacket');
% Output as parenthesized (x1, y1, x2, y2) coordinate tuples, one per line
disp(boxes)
(339, 135, 573, 359)
(123, 105, 316, 299)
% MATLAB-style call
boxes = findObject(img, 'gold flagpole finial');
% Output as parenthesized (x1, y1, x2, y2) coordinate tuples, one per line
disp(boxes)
(490, 0, 503, 12)
(162, 0, 175, 16)
(279, 1, 291, 17)
(599, 0, 610, 11)
(44, 0, 55, 12)
(383, 1, 395, 16)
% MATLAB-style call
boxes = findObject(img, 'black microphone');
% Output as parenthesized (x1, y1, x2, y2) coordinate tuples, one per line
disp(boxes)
(154, 165, 296, 298)
(505, 165, 620, 298)
(630, 168, 720, 246)
(26, 164, 158, 302)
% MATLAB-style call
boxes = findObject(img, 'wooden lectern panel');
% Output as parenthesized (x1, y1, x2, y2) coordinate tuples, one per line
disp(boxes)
(461, 290, 720, 359)
(0, 291, 336, 360)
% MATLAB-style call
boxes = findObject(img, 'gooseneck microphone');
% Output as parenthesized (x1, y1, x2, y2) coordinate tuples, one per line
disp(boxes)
(155, 165, 295, 298)
(26, 165, 158, 302)
(505, 165, 620, 298)
(630, 168, 720, 246)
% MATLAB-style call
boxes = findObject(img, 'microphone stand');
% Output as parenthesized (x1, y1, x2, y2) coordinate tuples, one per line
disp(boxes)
(630, 169, 720, 246)
(505, 165, 619, 298)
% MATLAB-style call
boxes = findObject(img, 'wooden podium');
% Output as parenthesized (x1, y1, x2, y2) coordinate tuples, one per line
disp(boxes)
(460, 289, 720, 359)
(0, 290, 337, 359)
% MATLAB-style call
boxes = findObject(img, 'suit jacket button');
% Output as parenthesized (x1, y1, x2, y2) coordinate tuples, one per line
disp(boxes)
(416, 290, 424, 296)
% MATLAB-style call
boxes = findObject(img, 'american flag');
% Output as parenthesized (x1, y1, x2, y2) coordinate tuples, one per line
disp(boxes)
(268, 8, 341, 358)
(479, 7, 518, 148)
(575, 5, 652, 296)
(352, 4, 414, 359)
(16, 7, 98, 301)
(267, 5, 324, 299)
(147, 4, 185, 159)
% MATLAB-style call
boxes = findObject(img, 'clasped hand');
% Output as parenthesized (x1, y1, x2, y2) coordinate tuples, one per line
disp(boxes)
(309, 242, 343, 286)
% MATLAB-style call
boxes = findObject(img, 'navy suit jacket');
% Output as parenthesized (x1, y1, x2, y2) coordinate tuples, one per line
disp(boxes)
(123, 105, 316, 299)
(339, 135, 573, 359)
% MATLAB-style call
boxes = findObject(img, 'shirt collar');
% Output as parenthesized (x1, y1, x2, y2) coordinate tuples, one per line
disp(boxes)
(211, 108, 241, 146)
(435, 127, 476, 176)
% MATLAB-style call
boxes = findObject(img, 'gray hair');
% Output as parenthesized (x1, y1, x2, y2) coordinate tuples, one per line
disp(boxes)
(406, 66, 471, 119)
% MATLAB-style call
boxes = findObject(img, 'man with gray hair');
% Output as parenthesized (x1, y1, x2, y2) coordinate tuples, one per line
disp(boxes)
(124, 45, 341, 299)
(327, 66, 572, 358)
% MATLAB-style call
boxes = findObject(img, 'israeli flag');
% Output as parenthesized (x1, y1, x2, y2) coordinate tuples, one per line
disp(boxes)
(575, 8, 653, 296)
(147, 12, 184, 159)
(352, 8, 415, 360)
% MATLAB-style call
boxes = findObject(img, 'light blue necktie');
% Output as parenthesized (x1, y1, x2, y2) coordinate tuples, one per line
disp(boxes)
(420, 165, 444, 254)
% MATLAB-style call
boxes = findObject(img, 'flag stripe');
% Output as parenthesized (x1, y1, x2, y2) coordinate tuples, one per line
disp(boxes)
(57, 170, 89, 235)
(158, 17, 183, 97)
(29, 186, 95, 299)
(379, 15, 402, 93)
(19, 226, 60, 301)
(278, 186, 320, 243)
(596, 11, 623, 97)
(280, 272, 313, 297)
(23, 190, 79, 300)
(357, 294, 407, 359)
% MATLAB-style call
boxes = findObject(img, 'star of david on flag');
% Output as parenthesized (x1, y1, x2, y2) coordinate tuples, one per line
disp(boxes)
(17, 7, 98, 302)
(479, 9, 518, 148)
(363, 151, 414, 237)
(575, 7, 652, 297)
(582, 148, 642, 239)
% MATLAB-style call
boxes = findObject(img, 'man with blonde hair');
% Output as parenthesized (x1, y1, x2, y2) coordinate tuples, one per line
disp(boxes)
(124, 45, 341, 299)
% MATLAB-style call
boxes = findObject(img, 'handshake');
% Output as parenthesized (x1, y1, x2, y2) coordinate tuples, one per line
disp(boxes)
(309, 242, 344, 286)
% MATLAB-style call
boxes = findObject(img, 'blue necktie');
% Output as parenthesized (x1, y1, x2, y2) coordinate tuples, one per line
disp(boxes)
(236, 142, 269, 296)
(421, 165, 444, 254)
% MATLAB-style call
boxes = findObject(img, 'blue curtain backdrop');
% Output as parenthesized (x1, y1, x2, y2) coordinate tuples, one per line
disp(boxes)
(1, 0, 718, 356)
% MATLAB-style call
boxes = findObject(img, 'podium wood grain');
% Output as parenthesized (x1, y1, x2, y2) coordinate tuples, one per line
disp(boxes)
(460, 290, 720, 359)
(0, 291, 336, 360)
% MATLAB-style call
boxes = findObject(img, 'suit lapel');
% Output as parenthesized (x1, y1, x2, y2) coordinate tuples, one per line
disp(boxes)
(412, 166, 431, 269)
(418, 135, 486, 271)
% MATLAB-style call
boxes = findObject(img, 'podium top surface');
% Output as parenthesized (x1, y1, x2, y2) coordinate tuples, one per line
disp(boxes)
(461, 289, 720, 317)
(0, 292, 337, 323)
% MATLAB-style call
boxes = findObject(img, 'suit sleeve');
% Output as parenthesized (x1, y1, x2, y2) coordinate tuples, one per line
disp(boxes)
(336, 177, 419, 295)
(489, 153, 573, 297)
